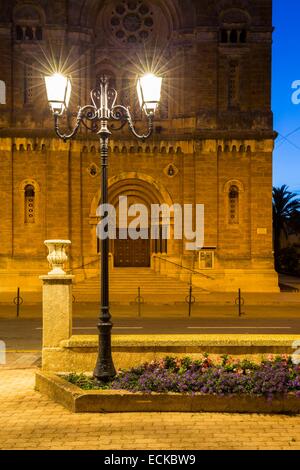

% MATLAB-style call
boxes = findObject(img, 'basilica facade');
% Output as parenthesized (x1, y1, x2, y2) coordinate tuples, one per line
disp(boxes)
(0, 0, 279, 294)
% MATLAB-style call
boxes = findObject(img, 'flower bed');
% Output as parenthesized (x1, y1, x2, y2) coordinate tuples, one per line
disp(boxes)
(66, 354, 300, 399)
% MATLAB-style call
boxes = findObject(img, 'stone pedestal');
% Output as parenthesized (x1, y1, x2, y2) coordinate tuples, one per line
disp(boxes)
(40, 275, 74, 349)
(41, 239, 75, 370)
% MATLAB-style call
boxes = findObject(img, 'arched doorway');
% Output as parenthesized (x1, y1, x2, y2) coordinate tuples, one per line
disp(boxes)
(90, 173, 174, 268)
(114, 194, 151, 267)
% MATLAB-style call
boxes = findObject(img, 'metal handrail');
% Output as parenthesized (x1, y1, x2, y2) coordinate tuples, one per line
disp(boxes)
(152, 255, 214, 280)
(66, 257, 100, 274)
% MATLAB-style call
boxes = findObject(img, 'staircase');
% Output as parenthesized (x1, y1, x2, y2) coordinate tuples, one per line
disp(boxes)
(72, 267, 209, 304)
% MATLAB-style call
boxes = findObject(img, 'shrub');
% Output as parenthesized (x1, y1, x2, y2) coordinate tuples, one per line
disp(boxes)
(278, 246, 300, 275)
(65, 355, 300, 398)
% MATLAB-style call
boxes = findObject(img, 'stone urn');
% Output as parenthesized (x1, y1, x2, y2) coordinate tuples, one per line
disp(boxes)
(44, 240, 71, 275)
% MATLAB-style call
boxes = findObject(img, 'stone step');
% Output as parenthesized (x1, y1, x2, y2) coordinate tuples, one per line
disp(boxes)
(73, 267, 208, 303)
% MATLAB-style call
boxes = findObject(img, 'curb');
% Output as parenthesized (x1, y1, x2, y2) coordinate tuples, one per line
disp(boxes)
(35, 370, 300, 414)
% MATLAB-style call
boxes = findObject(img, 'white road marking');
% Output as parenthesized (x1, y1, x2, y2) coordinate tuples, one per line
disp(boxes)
(35, 326, 291, 331)
(113, 327, 144, 330)
(187, 327, 291, 330)
(74, 326, 144, 330)
(36, 326, 144, 330)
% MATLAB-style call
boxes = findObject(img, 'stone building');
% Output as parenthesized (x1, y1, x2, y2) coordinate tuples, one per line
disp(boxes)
(0, 0, 279, 296)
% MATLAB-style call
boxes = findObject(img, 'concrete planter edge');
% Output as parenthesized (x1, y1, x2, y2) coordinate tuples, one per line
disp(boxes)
(35, 370, 300, 414)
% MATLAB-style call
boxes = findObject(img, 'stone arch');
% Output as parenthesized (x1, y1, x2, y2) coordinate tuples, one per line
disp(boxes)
(19, 179, 41, 193)
(216, 0, 251, 16)
(90, 172, 174, 265)
(90, 172, 173, 217)
(13, 4, 46, 25)
(219, 7, 251, 26)
(223, 179, 244, 193)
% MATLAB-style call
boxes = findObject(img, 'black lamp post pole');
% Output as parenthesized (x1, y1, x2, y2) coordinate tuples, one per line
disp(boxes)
(93, 126, 116, 381)
(93, 77, 116, 382)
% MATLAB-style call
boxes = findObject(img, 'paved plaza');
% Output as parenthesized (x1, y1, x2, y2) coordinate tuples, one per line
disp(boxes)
(0, 367, 300, 450)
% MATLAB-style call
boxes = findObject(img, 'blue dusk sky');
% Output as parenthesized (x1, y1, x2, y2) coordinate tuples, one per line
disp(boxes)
(273, 0, 300, 193)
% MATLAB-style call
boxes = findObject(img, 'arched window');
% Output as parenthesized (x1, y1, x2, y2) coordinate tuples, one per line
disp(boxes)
(24, 184, 35, 223)
(14, 5, 44, 42)
(229, 185, 239, 224)
(0, 80, 5, 104)
(219, 9, 250, 45)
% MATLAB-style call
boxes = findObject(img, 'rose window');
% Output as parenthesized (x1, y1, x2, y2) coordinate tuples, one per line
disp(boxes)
(110, 1, 154, 44)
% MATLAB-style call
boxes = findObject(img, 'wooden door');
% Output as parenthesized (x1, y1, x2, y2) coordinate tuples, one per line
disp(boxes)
(114, 230, 150, 267)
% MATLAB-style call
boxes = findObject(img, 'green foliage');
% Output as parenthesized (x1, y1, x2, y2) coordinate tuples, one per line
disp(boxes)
(65, 372, 110, 390)
(163, 356, 177, 371)
(278, 246, 300, 275)
(239, 358, 259, 371)
(273, 185, 300, 272)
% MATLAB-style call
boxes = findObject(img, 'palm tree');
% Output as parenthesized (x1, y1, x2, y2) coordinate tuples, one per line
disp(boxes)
(273, 185, 300, 270)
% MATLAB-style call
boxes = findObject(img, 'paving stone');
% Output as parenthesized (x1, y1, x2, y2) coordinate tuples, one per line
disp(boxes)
(0, 369, 300, 450)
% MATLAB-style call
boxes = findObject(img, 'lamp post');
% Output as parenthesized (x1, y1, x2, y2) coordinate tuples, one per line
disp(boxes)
(44, 72, 162, 382)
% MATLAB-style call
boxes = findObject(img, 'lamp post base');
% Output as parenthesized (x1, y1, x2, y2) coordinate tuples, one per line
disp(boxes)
(93, 320, 116, 383)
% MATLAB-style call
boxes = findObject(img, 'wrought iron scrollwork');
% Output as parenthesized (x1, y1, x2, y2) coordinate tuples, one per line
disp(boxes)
(54, 109, 83, 142)
(81, 104, 100, 133)
(53, 77, 154, 142)
(126, 108, 153, 140)
(107, 88, 117, 110)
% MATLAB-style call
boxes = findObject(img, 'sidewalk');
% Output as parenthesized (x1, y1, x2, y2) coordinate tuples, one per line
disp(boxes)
(0, 367, 300, 450)
(1, 302, 300, 319)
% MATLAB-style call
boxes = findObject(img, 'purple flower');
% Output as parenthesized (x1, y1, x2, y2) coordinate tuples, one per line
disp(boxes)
(68, 355, 300, 397)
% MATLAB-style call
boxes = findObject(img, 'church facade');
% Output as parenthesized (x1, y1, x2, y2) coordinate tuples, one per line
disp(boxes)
(0, 0, 279, 294)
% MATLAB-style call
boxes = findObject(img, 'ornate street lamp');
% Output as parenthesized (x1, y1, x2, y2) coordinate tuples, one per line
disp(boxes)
(44, 71, 162, 382)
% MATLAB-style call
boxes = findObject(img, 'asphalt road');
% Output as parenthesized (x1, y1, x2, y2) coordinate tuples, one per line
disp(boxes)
(1, 316, 300, 350)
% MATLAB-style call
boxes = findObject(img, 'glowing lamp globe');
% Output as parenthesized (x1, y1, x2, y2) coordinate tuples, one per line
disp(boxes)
(44, 73, 72, 115)
(137, 73, 162, 115)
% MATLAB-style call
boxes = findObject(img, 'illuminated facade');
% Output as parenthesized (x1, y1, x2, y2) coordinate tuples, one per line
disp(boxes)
(0, 0, 278, 294)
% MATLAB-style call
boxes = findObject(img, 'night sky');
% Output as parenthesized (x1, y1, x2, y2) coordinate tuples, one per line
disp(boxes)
(273, 0, 300, 192)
